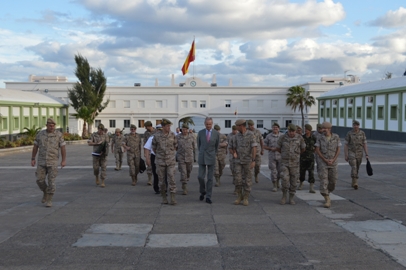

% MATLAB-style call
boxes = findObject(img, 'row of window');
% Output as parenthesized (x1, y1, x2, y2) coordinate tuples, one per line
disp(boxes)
(320, 105, 402, 120)
(1, 116, 60, 131)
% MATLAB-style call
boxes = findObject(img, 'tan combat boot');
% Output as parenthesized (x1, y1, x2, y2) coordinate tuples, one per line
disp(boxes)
(161, 190, 168, 204)
(170, 193, 177, 205)
(272, 182, 277, 192)
(182, 183, 188, 195)
(242, 191, 250, 206)
(234, 187, 243, 205)
(118, 162, 122, 170)
(323, 195, 331, 208)
(147, 174, 152, 186)
(114, 163, 119, 171)
(215, 176, 220, 187)
(255, 174, 259, 183)
(289, 193, 295, 205)
(298, 181, 304, 190)
(41, 190, 48, 203)
(352, 178, 358, 190)
(280, 191, 287, 205)
(131, 176, 136, 186)
(100, 179, 105, 188)
(95, 175, 100, 185)
(46, 194, 53, 207)
(309, 183, 316, 193)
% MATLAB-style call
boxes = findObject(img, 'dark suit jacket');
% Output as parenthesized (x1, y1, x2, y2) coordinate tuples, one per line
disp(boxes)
(197, 129, 220, 165)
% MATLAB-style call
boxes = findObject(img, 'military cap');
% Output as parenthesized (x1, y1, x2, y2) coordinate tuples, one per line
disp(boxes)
(156, 124, 162, 129)
(161, 118, 172, 126)
(232, 125, 237, 130)
(296, 125, 302, 130)
(130, 124, 137, 129)
(181, 123, 189, 129)
(235, 119, 246, 126)
(322, 122, 332, 128)
(316, 123, 322, 129)
(272, 122, 280, 128)
(97, 123, 105, 130)
(287, 123, 297, 131)
(353, 120, 360, 125)
(46, 118, 56, 125)
(305, 124, 312, 131)
(214, 124, 220, 130)
(247, 120, 254, 126)
(144, 121, 152, 127)
(115, 128, 121, 132)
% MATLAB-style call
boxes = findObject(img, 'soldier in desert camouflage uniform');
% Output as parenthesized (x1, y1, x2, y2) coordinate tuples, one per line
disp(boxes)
(227, 125, 238, 193)
(143, 121, 155, 185)
(214, 124, 228, 187)
(247, 120, 264, 183)
(229, 119, 257, 206)
(31, 118, 66, 207)
(177, 123, 195, 195)
(315, 122, 341, 208)
(88, 123, 109, 188)
(298, 124, 316, 193)
(122, 124, 142, 186)
(263, 123, 282, 192)
(152, 119, 178, 205)
(111, 128, 124, 171)
(276, 124, 306, 205)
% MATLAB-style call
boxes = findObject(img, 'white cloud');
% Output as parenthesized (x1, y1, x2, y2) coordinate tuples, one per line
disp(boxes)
(368, 7, 406, 28)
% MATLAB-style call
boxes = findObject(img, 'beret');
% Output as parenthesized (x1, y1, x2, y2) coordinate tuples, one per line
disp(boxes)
(232, 125, 237, 130)
(247, 120, 254, 126)
(214, 124, 220, 130)
(305, 124, 312, 131)
(322, 122, 332, 128)
(353, 120, 360, 125)
(287, 123, 296, 131)
(47, 118, 56, 125)
(181, 123, 189, 129)
(115, 128, 121, 132)
(161, 118, 172, 126)
(316, 123, 322, 129)
(97, 123, 105, 130)
(272, 122, 280, 128)
(235, 119, 246, 126)
(144, 121, 152, 127)
(130, 124, 137, 129)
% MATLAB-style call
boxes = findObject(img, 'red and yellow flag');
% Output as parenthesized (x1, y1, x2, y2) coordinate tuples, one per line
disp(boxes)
(181, 40, 195, 75)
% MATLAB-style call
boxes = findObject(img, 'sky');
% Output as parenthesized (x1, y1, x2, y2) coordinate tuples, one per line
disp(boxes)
(1, 0, 406, 88)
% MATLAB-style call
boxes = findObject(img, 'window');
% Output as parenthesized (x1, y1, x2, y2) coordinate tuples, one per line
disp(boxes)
(320, 108, 324, 118)
(390, 105, 398, 120)
(1, 117, 7, 130)
(33, 116, 38, 127)
(124, 100, 130, 108)
(225, 120, 231, 128)
(200, 101, 206, 108)
(377, 106, 384, 120)
(243, 100, 249, 108)
(181, 100, 187, 108)
(124, 120, 130, 128)
(24, 117, 29, 127)
(348, 107, 353, 118)
(271, 100, 278, 108)
(138, 100, 145, 108)
(366, 107, 372, 119)
(340, 108, 344, 119)
(191, 101, 197, 108)
(138, 120, 145, 128)
(333, 108, 337, 118)
(356, 107, 362, 118)
(257, 100, 263, 108)
(225, 100, 231, 108)
(326, 108, 330, 118)
(42, 117, 46, 126)
(257, 120, 263, 128)
(14, 117, 19, 129)
(156, 120, 162, 126)
(109, 120, 116, 128)
(156, 100, 163, 108)
(109, 100, 116, 108)
(56, 116, 60, 125)
(95, 120, 101, 127)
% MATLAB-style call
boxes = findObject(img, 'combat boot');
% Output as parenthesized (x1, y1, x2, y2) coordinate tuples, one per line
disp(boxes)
(242, 191, 250, 206)
(147, 174, 152, 186)
(46, 194, 53, 207)
(298, 181, 304, 190)
(276, 179, 280, 188)
(289, 193, 296, 205)
(233, 186, 238, 195)
(323, 195, 331, 208)
(182, 183, 188, 195)
(234, 187, 243, 205)
(309, 183, 316, 193)
(170, 193, 177, 205)
(352, 178, 358, 190)
(100, 179, 105, 188)
(161, 190, 168, 204)
(41, 190, 48, 203)
(215, 176, 220, 187)
(255, 174, 259, 183)
(95, 175, 100, 185)
(118, 162, 122, 170)
(280, 190, 287, 205)
(131, 176, 136, 186)
(114, 163, 119, 171)
(272, 182, 277, 192)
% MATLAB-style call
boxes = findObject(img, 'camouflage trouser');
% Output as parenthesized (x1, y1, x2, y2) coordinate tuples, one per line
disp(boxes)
(178, 161, 193, 183)
(300, 158, 315, 183)
(93, 155, 107, 180)
(254, 154, 261, 176)
(114, 149, 123, 167)
(127, 154, 140, 177)
(318, 164, 337, 195)
(157, 163, 176, 193)
(268, 155, 281, 183)
(229, 155, 236, 185)
(348, 151, 362, 179)
(214, 155, 226, 178)
(280, 165, 299, 194)
(36, 165, 58, 194)
(146, 165, 152, 176)
(234, 163, 252, 192)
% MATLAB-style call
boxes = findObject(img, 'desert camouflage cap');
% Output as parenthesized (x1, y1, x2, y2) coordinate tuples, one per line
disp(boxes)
(144, 121, 152, 127)
(181, 123, 189, 129)
(232, 125, 237, 130)
(287, 123, 296, 131)
(322, 122, 332, 128)
(353, 120, 360, 125)
(305, 124, 312, 131)
(130, 124, 137, 129)
(214, 124, 220, 130)
(272, 122, 280, 128)
(247, 119, 254, 126)
(97, 123, 105, 130)
(235, 119, 246, 126)
(317, 123, 322, 129)
(161, 118, 172, 126)
(47, 118, 56, 125)
(115, 128, 121, 132)
(296, 125, 302, 130)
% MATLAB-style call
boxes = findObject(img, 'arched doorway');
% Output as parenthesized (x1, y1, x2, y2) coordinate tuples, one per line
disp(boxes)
(177, 114, 207, 133)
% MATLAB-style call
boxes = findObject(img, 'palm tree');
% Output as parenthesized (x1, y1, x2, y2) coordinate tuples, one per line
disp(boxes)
(71, 106, 92, 138)
(286, 85, 316, 130)
(23, 125, 42, 139)
(179, 117, 195, 128)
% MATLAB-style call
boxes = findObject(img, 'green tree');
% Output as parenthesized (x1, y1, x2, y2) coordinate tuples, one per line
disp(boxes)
(286, 86, 316, 130)
(179, 117, 195, 128)
(23, 125, 42, 139)
(385, 72, 392, 79)
(68, 54, 109, 138)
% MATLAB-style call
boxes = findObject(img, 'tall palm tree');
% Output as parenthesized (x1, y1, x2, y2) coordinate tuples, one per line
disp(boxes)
(179, 117, 195, 128)
(286, 85, 316, 130)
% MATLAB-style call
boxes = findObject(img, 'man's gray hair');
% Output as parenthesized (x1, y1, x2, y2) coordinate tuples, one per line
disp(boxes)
(204, 117, 213, 123)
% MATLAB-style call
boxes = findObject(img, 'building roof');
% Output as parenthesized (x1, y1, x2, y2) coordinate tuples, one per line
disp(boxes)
(0, 88, 67, 105)
(319, 76, 406, 99)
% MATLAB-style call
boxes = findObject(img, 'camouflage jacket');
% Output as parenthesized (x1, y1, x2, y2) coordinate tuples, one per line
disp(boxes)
(111, 134, 124, 152)
(229, 130, 257, 165)
(217, 133, 228, 159)
(152, 131, 177, 166)
(264, 132, 282, 160)
(143, 129, 156, 146)
(89, 132, 109, 156)
(301, 134, 316, 161)
(35, 130, 65, 166)
(277, 133, 306, 167)
(315, 133, 342, 166)
(123, 133, 142, 157)
(345, 130, 366, 153)
(177, 133, 195, 163)
(252, 128, 263, 156)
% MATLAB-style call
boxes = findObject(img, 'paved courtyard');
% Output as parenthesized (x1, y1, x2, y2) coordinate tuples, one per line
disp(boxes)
(1, 139, 406, 269)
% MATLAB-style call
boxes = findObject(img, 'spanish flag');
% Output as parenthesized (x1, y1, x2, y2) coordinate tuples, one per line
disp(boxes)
(181, 40, 195, 75)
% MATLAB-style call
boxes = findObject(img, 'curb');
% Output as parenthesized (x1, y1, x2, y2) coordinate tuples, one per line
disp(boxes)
(0, 140, 88, 156)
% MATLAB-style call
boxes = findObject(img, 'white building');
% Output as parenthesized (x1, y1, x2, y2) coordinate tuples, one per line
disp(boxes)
(5, 74, 345, 136)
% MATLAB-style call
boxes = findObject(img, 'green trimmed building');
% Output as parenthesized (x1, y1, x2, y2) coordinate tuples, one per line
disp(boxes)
(318, 76, 406, 142)
(0, 88, 68, 140)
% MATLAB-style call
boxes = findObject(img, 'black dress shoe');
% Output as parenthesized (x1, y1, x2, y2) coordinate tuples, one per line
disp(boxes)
(199, 192, 206, 201)
(206, 198, 212, 204)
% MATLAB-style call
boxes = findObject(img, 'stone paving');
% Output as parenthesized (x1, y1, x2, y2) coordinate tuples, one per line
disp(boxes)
(0, 140, 406, 269)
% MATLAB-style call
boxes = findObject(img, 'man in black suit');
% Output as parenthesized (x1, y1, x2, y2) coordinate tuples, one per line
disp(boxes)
(197, 117, 220, 204)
